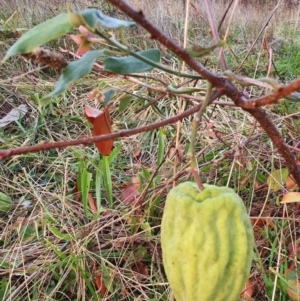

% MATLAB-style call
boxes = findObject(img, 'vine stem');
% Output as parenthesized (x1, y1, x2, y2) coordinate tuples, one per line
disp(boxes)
(187, 83, 212, 190)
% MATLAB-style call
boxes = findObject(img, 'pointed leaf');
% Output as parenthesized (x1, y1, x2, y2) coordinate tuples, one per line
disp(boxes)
(281, 192, 300, 203)
(287, 279, 300, 300)
(41, 50, 106, 106)
(104, 49, 161, 74)
(88, 193, 97, 214)
(102, 156, 113, 208)
(103, 89, 115, 105)
(185, 40, 225, 58)
(78, 166, 92, 218)
(95, 272, 108, 295)
(80, 8, 135, 29)
(157, 129, 165, 166)
(267, 168, 289, 192)
(85, 105, 113, 156)
(3, 14, 74, 62)
(84, 105, 103, 123)
(240, 278, 254, 300)
(0, 192, 13, 212)
(0, 104, 27, 127)
(286, 175, 298, 190)
(119, 96, 132, 113)
(120, 177, 140, 206)
(49, 226, 72, 241)
(167, 85, 205, 94)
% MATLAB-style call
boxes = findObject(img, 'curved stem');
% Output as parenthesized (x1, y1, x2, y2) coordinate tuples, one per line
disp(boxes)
(0, 101, 203, 160)
(187, 83, 212, 190)
(95, 29, 202, 79)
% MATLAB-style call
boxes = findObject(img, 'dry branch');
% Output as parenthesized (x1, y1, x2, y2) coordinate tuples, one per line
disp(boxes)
(105, 0, 300, 187)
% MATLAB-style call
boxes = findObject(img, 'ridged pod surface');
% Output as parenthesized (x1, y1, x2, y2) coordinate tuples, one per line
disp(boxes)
(161, 182, 254, 301)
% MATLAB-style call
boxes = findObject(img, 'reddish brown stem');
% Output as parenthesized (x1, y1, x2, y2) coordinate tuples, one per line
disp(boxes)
(0, 102, 203, 160)
(105, 0, 300, 188)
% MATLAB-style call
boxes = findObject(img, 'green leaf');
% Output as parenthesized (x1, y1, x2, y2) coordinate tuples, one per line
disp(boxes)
(118, 96, 132, 113)
(0, 192, 12, 204)
(2, 14, 74, 62)
(141, 166, 151, 180)
(104, 49, 161, 74)
(157, 129, 165, 166)
(78, 162, 92, 218)
(44, 238, 67, 260)
(140, 222, 152, 238)
(19, 225, 36, 241)
(0, 192, 12, 212)
(167, 85, 205, 94)
(267, 168, 289, 192)
(102, 156, 112, 208)
(80, 8, 135, 29)
(107, 144, 122, 165)
(41, 50, 106, 106)
(49, 226, 73, 241)
(104, 89, 115, 105)
(185, 40, 226, 58)
(96, 161, 103, 214)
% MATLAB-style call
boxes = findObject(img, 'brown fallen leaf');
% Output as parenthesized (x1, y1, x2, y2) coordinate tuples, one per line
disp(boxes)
(87, 193, 97, 214)
(251, 217, 277, 231)
(288, 241, 300, 260)
(88, 88, 104, 106)
(120, 177, 140, 207)
(92, 262, 108, 295)
(240, 278, 254, 300)
(281, 192, 300, 204)
(0, 104, 27, 127)
(286, 175, 298, 190)
(287, 280, 300, 300)
(132, 261, 148, 277)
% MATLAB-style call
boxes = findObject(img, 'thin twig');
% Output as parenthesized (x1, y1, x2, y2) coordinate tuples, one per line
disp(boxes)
(0, 102, 203, 160)
(105, 0, 300, 188)
(235, 0, 283, 73)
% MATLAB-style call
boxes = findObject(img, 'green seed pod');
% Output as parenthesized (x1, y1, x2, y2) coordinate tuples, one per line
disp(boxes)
(161, 182, 254, 301)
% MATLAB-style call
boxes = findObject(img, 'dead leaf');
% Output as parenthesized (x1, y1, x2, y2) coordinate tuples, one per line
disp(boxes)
(88, 193, 97, 214)
(85, 105, 113, 156)
(287, 279, 300, 300)
(251, 217, 265, 228)
(88, 88, 104, 106)
(169, 145, 184, 162)
(0, 104, 27, 127)
(93, 262, 108, 295)
(286, 175, 298, 190)
(95, 274, 108, 295)
(285, 261, 296, 275)
(252, 217, 277, 231)
(70, 34, 92, 55)
(288, 241, 300, 259)
(281, 192, 300, 204)
(132, 261, 148, 277)
(132, 148, 142, 160)
(240, 278, 254, 300)
(254, 180, 261, 190)
(120, 177, 140, 206)
(70, 26, 101, 55)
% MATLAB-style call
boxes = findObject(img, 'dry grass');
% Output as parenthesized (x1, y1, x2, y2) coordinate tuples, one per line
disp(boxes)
(1, 0, 300, 300)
